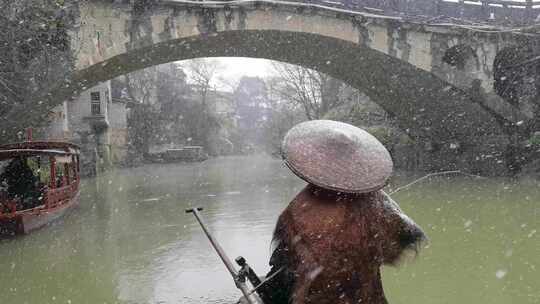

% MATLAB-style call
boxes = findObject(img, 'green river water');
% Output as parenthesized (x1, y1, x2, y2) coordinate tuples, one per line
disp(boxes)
(0, 155, 538, 304)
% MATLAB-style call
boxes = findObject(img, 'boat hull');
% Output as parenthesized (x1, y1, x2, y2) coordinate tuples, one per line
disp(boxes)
(0, 140, 81, 237)
(0, 190, 80, 235)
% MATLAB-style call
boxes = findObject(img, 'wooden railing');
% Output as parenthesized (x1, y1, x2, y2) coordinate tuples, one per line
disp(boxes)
(0, 198, 18, 216)
(45, 181, 79, 210)
(0, 180, 79, 216)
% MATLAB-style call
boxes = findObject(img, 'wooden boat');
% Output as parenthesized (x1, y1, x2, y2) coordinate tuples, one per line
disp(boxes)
(186, 207, 267, 304)
(0, 140, 80, 235)
(147, 146, 208, 163)
(163, 146, 208, 162)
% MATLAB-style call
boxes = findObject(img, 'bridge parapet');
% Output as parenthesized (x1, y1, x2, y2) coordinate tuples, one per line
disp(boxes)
(400, 0, 539, 24)
(223, 0, 540, 24)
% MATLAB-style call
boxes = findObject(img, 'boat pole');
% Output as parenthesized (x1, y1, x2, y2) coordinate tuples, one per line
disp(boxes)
(26, 128, 32, 142)
(185, 207, 263, 304)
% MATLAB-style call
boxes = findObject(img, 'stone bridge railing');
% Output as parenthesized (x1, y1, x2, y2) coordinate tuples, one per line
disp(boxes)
(273, 0, 540, 24)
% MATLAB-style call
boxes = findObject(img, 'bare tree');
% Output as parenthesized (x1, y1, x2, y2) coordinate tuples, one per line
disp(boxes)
(179, 58, 225, 154)
(270, 63, 350, 120)
(123, 67, 158, 105)
(0, 0, 74, 141)
(265, 63, 398, 154)
(121, 67, 160, 156)
(261, 76, 304, 153)
(182, 58, 224, 109)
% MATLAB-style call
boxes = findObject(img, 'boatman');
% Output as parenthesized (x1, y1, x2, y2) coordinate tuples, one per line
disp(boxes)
(0, 157, 38, 209)
(262, 120, 427, 304)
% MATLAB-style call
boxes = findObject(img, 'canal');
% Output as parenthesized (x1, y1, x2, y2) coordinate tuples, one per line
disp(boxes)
(0, 155, 539, 304)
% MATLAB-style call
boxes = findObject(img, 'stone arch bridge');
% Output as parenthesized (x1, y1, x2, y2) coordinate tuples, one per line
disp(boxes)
(52, 0, 537, 172)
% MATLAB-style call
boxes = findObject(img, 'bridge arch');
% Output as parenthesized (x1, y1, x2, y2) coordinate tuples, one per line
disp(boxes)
(70, 28, 500, 144)
(36, 0, 514, 171)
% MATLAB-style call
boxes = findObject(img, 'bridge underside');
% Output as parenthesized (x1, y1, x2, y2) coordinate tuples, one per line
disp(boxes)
(45, 29, 506, 172)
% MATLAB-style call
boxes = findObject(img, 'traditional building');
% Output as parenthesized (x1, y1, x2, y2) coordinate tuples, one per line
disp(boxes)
(46, 81, 129, 176)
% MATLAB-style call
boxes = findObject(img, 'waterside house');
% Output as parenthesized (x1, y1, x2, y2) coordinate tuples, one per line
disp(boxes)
(46, 81, 130, 176)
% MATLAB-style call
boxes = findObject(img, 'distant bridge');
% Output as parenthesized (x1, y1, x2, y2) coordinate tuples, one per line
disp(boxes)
(34, 0, 539, 172)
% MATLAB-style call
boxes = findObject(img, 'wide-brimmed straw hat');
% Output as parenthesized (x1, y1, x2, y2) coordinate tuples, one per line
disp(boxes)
(282, 120, 393, 193)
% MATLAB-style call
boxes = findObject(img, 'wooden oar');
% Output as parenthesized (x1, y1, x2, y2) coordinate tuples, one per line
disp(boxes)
(186, 207, 264, 304)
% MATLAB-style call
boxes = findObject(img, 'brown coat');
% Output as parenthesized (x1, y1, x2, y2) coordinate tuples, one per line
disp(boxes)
(266, 185, 425, 304)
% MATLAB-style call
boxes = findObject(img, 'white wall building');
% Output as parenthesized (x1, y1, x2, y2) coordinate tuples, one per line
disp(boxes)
(46, 81, 128, 175)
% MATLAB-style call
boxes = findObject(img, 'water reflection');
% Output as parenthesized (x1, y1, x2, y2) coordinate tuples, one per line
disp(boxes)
(0, 155, 538, 304)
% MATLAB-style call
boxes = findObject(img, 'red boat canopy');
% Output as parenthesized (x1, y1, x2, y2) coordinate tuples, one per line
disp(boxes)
(0, 141, 79, 161)
(0, 149, 73, 161)
(0, 141, 79, 151)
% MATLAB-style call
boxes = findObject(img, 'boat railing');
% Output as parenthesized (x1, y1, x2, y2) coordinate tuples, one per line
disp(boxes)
(0, 197, 18, 217)
(45, 181, 79, 210)
(0, 181, 79, 217)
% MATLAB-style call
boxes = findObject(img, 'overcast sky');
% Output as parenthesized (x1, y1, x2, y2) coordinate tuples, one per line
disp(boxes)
(215, 57, 274, 79)
(176, 57, 277, 91)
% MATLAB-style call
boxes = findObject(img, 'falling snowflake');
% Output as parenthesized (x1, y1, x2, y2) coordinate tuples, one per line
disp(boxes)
(495, 269, 507, 279)
(308, 266, 324, 280)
